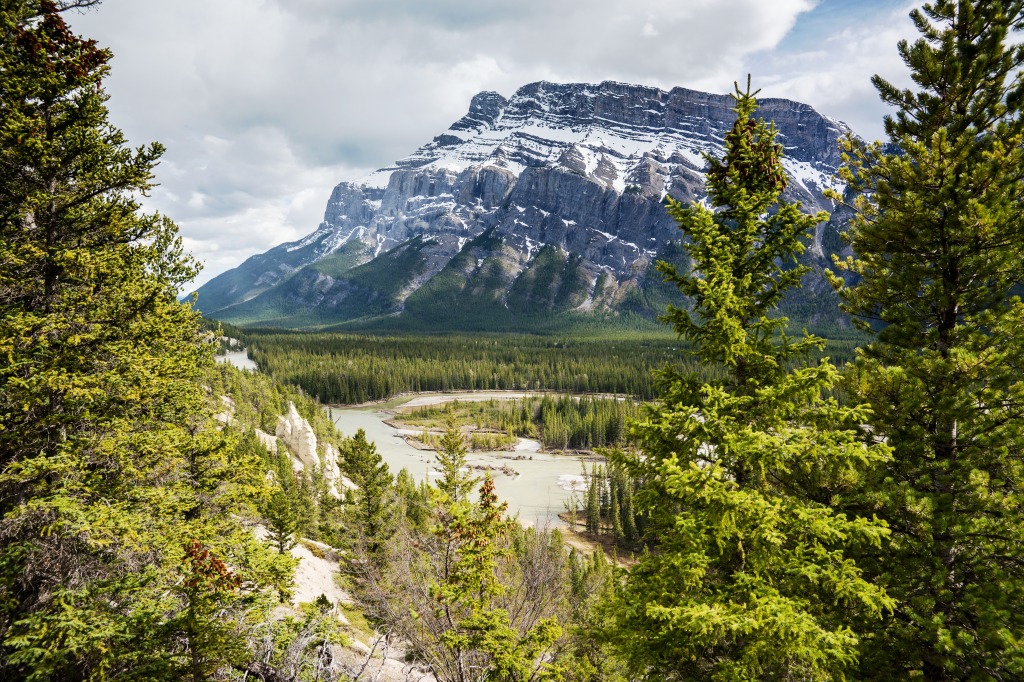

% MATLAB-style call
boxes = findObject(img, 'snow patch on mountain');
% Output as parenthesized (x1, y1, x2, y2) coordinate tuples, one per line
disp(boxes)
(196, 80, 856, 327)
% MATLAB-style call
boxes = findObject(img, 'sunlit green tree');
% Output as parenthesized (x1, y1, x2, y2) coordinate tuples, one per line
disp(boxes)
(830, 1, 1024, 677)
(340, 428, 394, 561)
(0, 3, 280, 678)
(608, 81, 892, 680)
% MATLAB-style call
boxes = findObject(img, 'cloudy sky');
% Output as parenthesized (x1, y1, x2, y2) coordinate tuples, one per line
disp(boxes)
(68, 0, 918, 290)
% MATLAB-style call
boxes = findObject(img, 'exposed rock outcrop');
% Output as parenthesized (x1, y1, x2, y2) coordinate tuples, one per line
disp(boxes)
(254, 428, 278, 452)
(275, 402, 342, 498)
(276, 402, 321, 470)
(214, 394, 236, 424)
(322, 443, 343, 499)
(197, 80, 855, 329)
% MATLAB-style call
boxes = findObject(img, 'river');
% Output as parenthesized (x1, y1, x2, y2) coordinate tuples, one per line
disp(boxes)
(217, 350, 592, 527)
(216, 349, 258, 371)
(327, 397, 592, 528)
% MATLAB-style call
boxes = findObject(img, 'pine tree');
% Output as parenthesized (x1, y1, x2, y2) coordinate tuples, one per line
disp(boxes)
(608, 80, 893, 680)
(620, 477, 639, 547)
(609, 472, 623, 544)
(265, 487, 299, 555)
(262, 486, 300, 604)
(0, 3, 280, 678)
(435, 416, 477, 503)
(395, 466, 431, 530)
(830, 1, 1024, 677)
(339, 428, 394, 560)
(585, 464, 601, 535)
(355, 419, 563, 681)
(428, 473, 561, 682)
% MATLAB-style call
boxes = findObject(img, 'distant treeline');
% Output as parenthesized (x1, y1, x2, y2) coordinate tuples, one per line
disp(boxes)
(246, 332, 690, 403)
(399, 393, 643, 451)
(243, 331, 864, 405)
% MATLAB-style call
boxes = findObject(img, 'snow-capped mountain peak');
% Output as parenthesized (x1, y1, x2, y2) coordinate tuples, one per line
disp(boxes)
(196, 80, 853, 330)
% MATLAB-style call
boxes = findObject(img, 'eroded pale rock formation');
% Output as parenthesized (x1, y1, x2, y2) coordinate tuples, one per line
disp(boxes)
(276, 402, 321, 470)
(216, 397, 344, 498)
(323, 443, 342, 499)
(275, 402, 342, 498)
(254, 428, 278, 452)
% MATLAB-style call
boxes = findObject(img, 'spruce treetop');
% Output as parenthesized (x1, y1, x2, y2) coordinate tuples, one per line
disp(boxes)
(659, 78, 827, 390)
(828, 1, 1024, 676)
(610, 80, 892, 681)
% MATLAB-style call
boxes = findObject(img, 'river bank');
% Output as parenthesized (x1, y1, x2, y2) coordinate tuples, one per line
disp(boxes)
(217, 351, 606, 528)
(327, 394, 608, 528)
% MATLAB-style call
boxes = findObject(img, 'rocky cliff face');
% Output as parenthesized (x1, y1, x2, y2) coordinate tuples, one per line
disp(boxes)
(212, 394, 344, 498)
(276, 402, 342, 499)
(197, 81, 853, 330)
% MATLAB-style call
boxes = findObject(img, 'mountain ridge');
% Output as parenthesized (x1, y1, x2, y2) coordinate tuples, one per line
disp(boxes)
(196, 80, 854, 331)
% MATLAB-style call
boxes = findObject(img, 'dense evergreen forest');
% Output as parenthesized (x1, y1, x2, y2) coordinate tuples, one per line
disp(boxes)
(244, 331, 864, 404)
(560, 462, 647, 553)
(4, 1, 1024, 680)
(246, 332, 680, 402)
(394, 394, 641, 451)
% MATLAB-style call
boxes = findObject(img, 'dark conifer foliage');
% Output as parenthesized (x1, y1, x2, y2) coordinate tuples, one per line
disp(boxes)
(398, 393, 639, 452)
(245, 332, 686, 403)
(607, 82, 891, 680)
(574, 462, 643, 550)
(242, 330, 864, 407)
(0, 4, 281, 678)
(832, 1, 1024, 677)
(338, 429, 395, 560)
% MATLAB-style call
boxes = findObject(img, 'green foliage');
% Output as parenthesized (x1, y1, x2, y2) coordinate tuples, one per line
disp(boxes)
(398, 229, 524, 329)
(247, 331, 691, 403)
(0, 4, 282, 678)
(265, 487, 300, 555)
(608, 81, 892, 680)
(245, 331, 861, 406)
(434, 418, 478, 503)
(396, 394, 640, 452)
(830, 1, 1024, 677)
(308, 239, 371, 278)
(339, 428, 394, 560)
(422, 460, 567, 682)
(574, 461, 643, 551)
(658, 84, 824, 372)
(560, 550, 629, 682)
(339, 235, 437, 303)
(205, 361, 348, 552)
(395, 467, 433, 531)
(262, 487, 301, 603)
(585, 465, 601, 535)
(348, 422, 577, 681)
(507, 245, 591, 314)
(206, 361, 340, 446)
(247, 599, 351, 682)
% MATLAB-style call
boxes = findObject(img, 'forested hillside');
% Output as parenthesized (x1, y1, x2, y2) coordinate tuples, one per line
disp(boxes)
(243, 331, 864, 404)
(0, 9, 620, 678)
(0, 3, 291, 677)
(4, 1, 1024, 681)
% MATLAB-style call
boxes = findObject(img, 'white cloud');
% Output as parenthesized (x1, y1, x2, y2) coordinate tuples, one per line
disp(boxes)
(749, 2, 919, 140)
(66, 0, 906, 289)
(142, 128, 364, 283)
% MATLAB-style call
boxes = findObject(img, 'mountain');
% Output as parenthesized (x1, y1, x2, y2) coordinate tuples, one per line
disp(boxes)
(195, 80, 854, 332)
